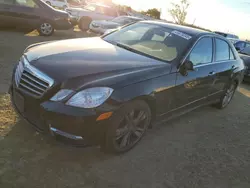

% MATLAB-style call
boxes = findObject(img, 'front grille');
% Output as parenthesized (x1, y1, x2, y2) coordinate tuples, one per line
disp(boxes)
(15, 57, 54, 97)
(15, 60, 24, 87)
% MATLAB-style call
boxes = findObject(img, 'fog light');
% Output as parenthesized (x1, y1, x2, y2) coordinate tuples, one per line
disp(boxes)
(96, 112, 113, 121)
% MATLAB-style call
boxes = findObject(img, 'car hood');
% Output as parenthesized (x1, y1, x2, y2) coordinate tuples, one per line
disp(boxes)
(24, 37, 169, 89)
(93, 20, 120, 27)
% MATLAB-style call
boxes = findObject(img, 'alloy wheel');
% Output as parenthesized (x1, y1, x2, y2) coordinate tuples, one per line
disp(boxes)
(222, 83, 237, 107)
(40, 23, 53, 35)
(114, 110, 148, 149)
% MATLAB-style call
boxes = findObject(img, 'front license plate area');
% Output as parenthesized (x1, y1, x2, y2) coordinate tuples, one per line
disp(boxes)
(14, 91, 25, 113)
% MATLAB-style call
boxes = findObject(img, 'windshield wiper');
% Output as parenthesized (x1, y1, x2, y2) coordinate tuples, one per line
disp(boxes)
(115, 42, 169, 63)
(116, 42, 139, 53)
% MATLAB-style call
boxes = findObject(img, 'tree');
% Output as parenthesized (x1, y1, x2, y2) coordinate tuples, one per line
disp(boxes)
(141, 8, 161, 19)
(169, 0, 190, 25)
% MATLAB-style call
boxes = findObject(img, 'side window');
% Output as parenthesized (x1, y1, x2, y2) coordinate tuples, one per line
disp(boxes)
(215, 38, 230, 61)
(188, 37, 213, 66)
(0, 0, 14, 4)
(235, 42, 245, 50)
(15, 0, 38, 7)
(229, 48, 235, 60)
(246, 43, 250, 48)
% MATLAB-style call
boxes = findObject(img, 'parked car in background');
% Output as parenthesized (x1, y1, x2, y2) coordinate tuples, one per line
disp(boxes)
(89, 16, 144, 34)
(10, 21, 245, 153)
(214, 31, 239, 44)
(234, 40, 250, 52)
(66, 3, 120, 31)
(67, 0, 85, 7)
(0, 0, 73, 36)
(43, 0, 68, 9)
(238, 46, 250, 82)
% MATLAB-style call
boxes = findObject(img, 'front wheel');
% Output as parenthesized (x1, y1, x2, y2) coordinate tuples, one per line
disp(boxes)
(38, 22, 54, 36)
(103, 100, 151, 153)
(79, 17, 92, 31)
(215, 81, 237, 109)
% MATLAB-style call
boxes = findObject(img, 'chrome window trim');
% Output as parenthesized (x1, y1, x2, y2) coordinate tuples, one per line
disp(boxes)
(179, 35, 237, 71)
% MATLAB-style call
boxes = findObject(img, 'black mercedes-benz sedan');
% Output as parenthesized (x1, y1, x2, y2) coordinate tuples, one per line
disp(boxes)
(10, 21, 245, 153)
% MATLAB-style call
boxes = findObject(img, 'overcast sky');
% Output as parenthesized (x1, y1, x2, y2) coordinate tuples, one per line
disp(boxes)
(113, 0, 250, 39)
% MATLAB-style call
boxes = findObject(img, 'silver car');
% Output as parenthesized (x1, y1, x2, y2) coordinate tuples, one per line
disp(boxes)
(89, 16, 144, 34)
(66, 3, 120, 31)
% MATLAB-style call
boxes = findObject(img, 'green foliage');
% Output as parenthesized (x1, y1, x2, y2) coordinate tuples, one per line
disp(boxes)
(169, 0, 190, 25)
(141, 8, 161, 19)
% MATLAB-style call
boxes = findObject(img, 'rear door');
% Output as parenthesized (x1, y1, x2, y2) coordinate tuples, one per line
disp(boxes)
(173, 36, 216, 109)
(0, 0, 16, 27)
(208, 38, 237, 99)
(10, 0, 41, 29)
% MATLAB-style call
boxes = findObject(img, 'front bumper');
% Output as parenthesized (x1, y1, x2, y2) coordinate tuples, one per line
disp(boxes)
(54, 19, 73, 30)
(89, 25, 106, 34)
(69, 15, 79, 26)
(10, 84, 113, 145)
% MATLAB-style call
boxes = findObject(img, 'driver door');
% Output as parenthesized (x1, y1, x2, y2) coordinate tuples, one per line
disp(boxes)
(173, 37, 216, 109)
(0, 0, 16, 27)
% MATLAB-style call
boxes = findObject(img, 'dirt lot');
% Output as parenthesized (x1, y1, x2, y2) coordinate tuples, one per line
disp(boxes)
(0, 29, 250, 188)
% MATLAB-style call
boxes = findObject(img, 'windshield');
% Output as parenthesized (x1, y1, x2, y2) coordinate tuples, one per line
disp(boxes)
(240, 46, 250, 56)
(103, 22, 191, 62)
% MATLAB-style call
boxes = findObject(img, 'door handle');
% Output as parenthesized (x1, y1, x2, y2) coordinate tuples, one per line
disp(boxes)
(208, 71, 216, 76)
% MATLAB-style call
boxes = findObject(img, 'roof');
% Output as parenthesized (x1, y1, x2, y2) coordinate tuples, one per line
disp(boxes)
(119, 16, 144, 20)
(142, 21, 211, 37)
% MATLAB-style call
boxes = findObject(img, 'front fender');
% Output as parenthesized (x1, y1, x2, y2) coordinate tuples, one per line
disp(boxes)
(110, 73, 176, 119)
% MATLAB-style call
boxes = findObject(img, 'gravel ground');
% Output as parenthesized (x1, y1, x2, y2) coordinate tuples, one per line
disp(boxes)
(0, 29, 250, 188)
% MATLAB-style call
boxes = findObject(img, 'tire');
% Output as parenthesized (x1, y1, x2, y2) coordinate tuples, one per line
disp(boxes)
(103, 100, 151, 153)
(38, 22, 54, 36)
(79, 17, 92, 31)
(215, 81, 238, 109)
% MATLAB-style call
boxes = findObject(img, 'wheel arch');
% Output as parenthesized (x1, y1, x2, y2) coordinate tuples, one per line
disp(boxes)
(133, 95, 157, 122)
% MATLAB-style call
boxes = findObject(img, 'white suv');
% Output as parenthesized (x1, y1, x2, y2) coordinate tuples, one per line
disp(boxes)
(44, 0, 68, 9)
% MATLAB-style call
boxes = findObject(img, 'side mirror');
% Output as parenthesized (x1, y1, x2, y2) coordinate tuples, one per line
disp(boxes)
(184, 60, 194, 71)
(235, 47, 240, 51)
(179, 60, 194, 76)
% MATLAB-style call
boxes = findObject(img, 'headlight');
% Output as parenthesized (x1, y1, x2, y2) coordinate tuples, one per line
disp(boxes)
(51, 89, 73, 101)
(66, 87, 113, 108)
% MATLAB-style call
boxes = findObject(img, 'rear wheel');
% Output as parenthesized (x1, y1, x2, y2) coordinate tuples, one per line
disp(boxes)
(79, 17, 92, 31)
(38, 22, 54, 36)
(103, 100, 151, 153)
(215, 81, 237, 109)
